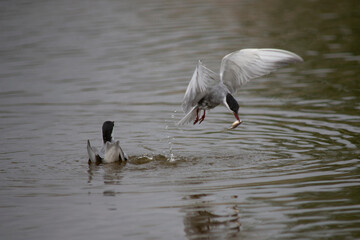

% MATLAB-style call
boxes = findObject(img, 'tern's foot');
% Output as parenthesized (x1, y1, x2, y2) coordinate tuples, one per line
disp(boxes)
(199, 110, 206, 124)
(199, 116, 205, 124)
(193, 108, 200, 124)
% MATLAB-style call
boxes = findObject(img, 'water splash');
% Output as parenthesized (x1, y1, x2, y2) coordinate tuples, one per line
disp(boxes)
(163, 111, 178, 162)
(168, 138, 175, 162)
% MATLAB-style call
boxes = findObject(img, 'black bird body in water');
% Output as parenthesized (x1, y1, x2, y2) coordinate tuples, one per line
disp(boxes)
(87, 121, 128, 164)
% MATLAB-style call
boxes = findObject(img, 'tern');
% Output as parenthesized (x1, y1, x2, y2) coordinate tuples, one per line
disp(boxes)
(177, 48, 303, 129)
(87, 121, 128, 164)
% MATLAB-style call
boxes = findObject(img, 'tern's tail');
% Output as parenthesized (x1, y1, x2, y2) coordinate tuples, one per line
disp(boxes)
(177, 106, 198, 126)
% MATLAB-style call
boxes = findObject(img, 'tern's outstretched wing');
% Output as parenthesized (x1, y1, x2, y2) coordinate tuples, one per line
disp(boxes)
(220, 48, 303, 93)
(181, 60, 219, 114)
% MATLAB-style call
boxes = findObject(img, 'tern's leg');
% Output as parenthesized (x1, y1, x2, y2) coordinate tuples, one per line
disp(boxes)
(199, 110, 206, 124)
(193, 108, 199, 124)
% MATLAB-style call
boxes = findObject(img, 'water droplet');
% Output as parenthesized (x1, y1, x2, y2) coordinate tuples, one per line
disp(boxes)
(169, 153, 175, 162)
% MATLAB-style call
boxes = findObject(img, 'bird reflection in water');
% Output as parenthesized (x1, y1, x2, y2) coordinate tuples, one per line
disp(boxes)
(87, 161, 127, 185)
(182, 193, 241, 240)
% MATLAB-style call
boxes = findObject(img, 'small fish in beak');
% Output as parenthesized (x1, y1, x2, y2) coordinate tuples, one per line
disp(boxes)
(229, 119, 242, 130)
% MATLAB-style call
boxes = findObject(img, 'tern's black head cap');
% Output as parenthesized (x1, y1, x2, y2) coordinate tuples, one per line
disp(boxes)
(226, 93, 239, 113)
(102, 121, 114, 143)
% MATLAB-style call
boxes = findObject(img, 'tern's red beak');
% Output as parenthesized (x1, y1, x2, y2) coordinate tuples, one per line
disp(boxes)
(233, 112, 240, 121)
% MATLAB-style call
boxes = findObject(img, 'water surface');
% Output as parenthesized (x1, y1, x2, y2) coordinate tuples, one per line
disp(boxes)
(1, 0, 360, 239)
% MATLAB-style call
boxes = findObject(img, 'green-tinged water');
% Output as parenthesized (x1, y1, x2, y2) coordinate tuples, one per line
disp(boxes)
(0, 0, 359, 239)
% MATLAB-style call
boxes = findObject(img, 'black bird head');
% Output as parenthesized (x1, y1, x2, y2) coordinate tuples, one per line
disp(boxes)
(225, 93, 239, 114)
(225, 93, 241, 122)
(102, 121, 114, 143)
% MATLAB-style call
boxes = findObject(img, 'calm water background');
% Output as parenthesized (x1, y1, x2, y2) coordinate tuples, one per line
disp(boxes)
(1, 0, 359, 239)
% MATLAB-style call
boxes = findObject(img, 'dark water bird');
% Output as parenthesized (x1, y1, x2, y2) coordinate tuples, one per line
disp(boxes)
(87, 121, 128, 164)
(177, 48, 303, 129)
